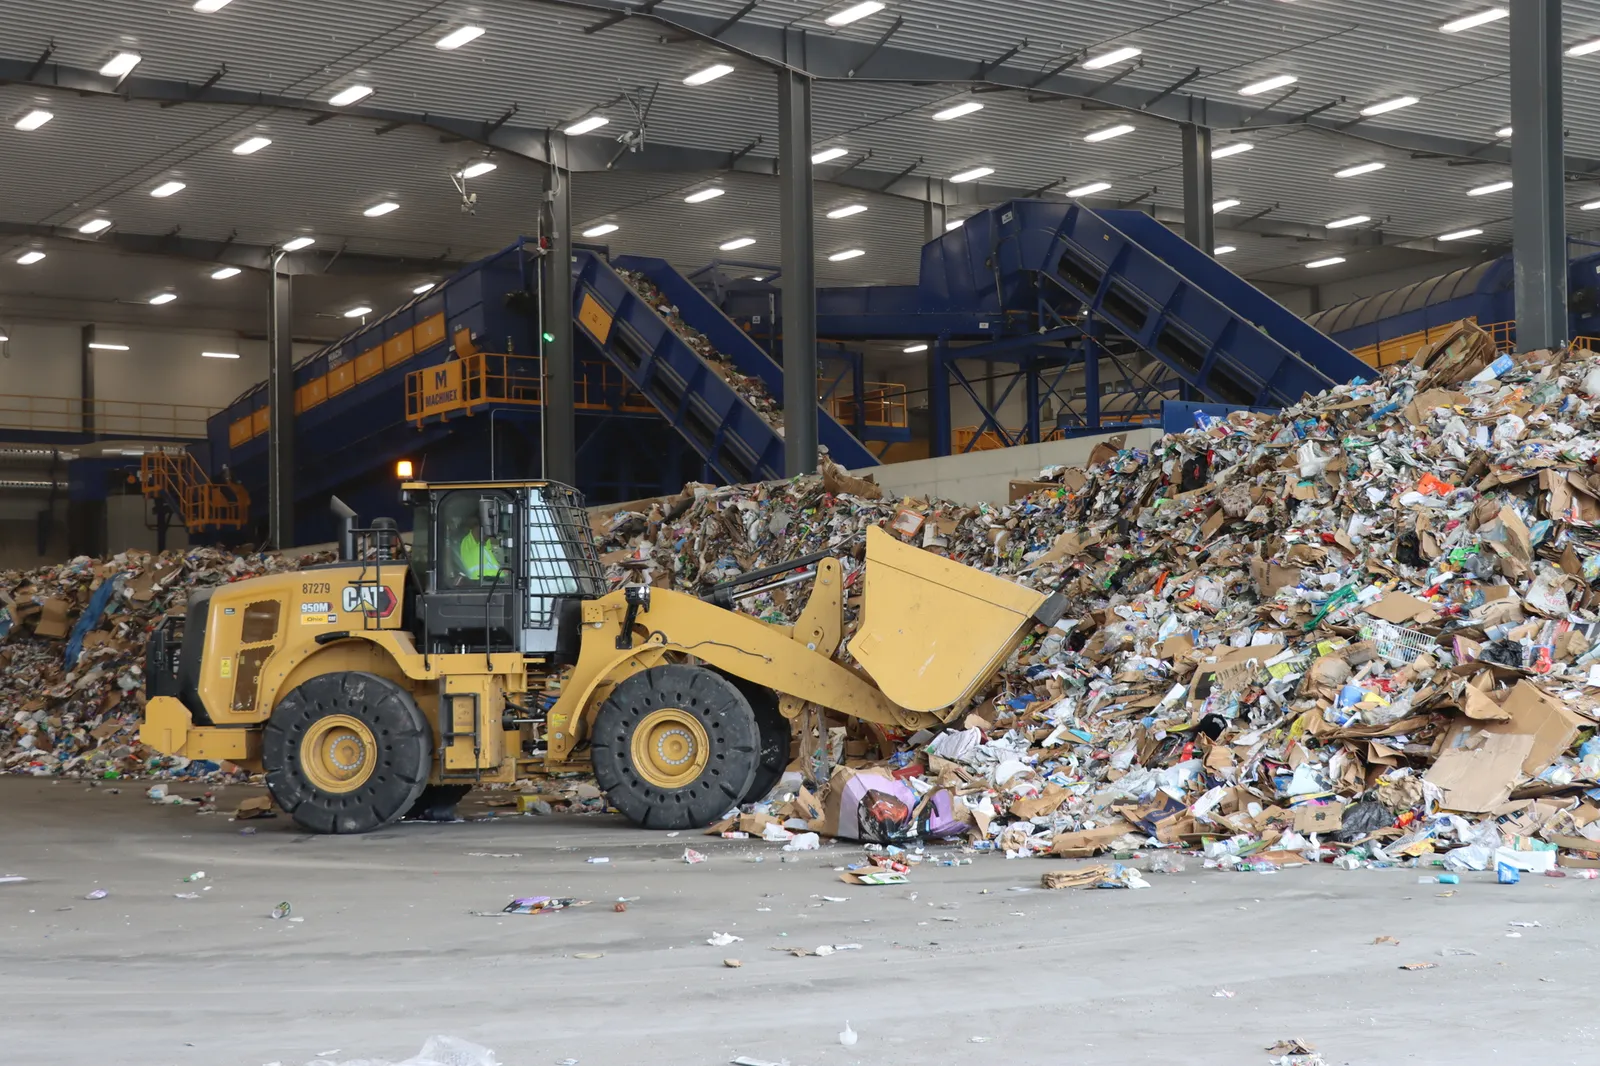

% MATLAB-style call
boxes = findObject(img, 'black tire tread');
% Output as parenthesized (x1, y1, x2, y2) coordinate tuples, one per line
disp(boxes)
(590, 664, 760, 830)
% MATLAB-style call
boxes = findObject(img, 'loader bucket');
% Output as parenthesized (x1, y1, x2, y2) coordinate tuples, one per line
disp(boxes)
(848, 525, 1059, 716)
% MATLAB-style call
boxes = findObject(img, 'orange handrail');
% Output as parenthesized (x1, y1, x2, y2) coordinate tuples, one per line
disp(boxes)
(405, 355, 657, 427)
(140, 452, 250, 531)
(826, 381, 909, 428)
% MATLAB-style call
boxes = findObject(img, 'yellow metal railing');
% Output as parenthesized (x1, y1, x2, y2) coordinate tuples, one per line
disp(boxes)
(827, 381, 909, 428)
(404, 355, 655, 427)
(140, 452, 250, 530)
(0, 395, 214, 439)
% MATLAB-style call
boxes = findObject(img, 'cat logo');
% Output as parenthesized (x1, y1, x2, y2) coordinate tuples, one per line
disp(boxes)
(341, 585, 397, 617)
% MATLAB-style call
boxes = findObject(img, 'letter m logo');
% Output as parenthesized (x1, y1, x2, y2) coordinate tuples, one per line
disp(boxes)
(433, 369, 448, 388)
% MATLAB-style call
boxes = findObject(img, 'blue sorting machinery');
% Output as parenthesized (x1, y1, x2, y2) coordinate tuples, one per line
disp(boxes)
(714, 199, 1371, 453)
(1307, 248, 1600, 355)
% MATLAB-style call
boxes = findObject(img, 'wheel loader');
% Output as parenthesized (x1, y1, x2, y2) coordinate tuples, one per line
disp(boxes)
(140, 480, 1063, 833)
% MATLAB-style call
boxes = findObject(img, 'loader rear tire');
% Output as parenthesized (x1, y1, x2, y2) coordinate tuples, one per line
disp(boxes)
(263, 671, 431, 834)
(590, 664, 759, 830)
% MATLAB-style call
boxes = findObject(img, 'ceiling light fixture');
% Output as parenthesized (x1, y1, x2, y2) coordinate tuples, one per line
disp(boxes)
(1067, 181, 1111, 197)
(281, 236, 315, 251)
(750, 276, 766, 282)
(1335, 162, 1386, 178)
(150, 180, 186, 197)
(1084, 123, 1135, 143)
(1583, 201, 1600, 211)
(1306, 257, 1346, 269)
(684, 187, 725, 203)
(1570, 37, 1600, 57)
(950, 166, 995, 183)
(563, 115, 609, 136)
(1214, 245, 1237, 255)
(413, 282, 435, 294)
(149, 293, 178, 305)
(87, 342, 129, 350)
(14, 109, 52, 131)
(78, 218, 112, 234)
(720, 237, 756, 250)
(1360, 95, 1419, 116)
(1441, 8, 1507, 32)
(811, 146, 849, 164)
(945, 219, 964, 231)
(1496, 125, 1513, 138)
(903, 343, 929, 353)
(1326, 214, 1371, 228)
(826, 1, 885, 26)
(933, 100, 984, 121)
(201, 351, 240, 359)
(211, 266, 241, 279)
(1212, 198, 1241, 212)
(232, 136, 271, 155)
(435, 25, 486, 50)
(1468, 180, 1512, 195)
(827, 204, 868, 218)
(684, 63, 735, 86)
(1439, 227, 1485, 239)
(16, 251, 45, 265)
(328, 85, 374, 106)
(1083, 46, 1142, 69)
(459, 161, 497, 179)
(1238, 73, 1296, 96)
(194, 0, 235, 10)
(582, 223, 619, 237)
(344, 306, 373, 318)
(100, 52, 142, 78)
(828, 249, 866, 261)
(1212, 142, 1253, 159)
(363, 202, 400, 217)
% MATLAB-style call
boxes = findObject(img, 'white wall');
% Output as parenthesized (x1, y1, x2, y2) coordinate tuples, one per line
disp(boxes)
(855, 428, 1163, 505)
(0, 318, 320, 420)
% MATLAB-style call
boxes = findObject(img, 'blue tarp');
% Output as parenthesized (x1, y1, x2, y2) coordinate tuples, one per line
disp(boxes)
(64, 573, 122, 670)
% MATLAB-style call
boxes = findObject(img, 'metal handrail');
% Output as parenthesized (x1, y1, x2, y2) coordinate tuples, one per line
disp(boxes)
(0, 394, 214, 439)
(827, 381, 909, 428)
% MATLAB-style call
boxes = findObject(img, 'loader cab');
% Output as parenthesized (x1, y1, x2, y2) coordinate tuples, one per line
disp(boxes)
(402, 479, 606, 658)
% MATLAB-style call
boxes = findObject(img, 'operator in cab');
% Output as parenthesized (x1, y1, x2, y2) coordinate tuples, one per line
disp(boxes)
(444, 508, 502, 584)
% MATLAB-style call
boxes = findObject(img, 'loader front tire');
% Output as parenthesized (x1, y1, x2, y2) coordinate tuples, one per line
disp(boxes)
(733, 681, 789, 805)
(591, 664, 759, 830)
(263, 671, 431, 834)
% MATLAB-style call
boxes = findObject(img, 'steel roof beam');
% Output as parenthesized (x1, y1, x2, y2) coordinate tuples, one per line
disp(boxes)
(0, 220, 455, 276)
(533, 0, 1600, 173)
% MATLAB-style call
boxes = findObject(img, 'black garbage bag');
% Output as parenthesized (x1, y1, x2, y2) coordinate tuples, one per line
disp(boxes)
(1333, 799, 1393, 843)
(1479, 639, 1524, 668)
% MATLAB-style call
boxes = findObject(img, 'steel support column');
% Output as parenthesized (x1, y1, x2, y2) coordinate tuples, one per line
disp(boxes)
(79, 324, 95, 437)
(1024, 356, 1041, 443)
(928, 339, 951, 457)
(1083, 329, 1102, 431)
(1511, 0, 1567, 350)
(1180, 124, 1215, 255)
(542, 138, 577, 483)
(266, 255, 294, 549)
(923, 179, 947, 242)
(779, 68, 819, 475)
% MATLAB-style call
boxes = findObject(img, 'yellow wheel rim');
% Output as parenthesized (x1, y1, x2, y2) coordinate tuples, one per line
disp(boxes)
(630, 708, 710, 790)
(300, 714, 377, 794)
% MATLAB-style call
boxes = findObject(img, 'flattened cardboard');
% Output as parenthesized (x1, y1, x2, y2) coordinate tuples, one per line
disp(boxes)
(1364, 592, 1439, 626)
(1482, 680, 1588, 776)
(1425, 732, 1536, 813)
(1049, 819, 1133, 857)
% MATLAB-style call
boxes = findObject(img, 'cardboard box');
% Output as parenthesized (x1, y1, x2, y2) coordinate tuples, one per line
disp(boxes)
(33, 597, 71, 639)
(1294, 804, 1343, 834)
(1049, 819, 1133, 858)
(1456, 680, 1589, 776)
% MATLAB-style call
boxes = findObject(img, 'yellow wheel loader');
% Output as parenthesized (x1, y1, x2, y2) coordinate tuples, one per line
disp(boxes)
(140, 480, 1063, 833)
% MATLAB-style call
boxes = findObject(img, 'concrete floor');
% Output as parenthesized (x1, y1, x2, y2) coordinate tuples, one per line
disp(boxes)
(2, 777, 1595, 1066)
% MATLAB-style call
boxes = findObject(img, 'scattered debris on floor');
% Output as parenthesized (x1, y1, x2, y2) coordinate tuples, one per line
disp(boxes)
(298, 1035, 499, 1066)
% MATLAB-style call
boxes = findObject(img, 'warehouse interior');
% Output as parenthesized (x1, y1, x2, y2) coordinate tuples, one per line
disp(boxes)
(7, 2, 1600, 1065)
